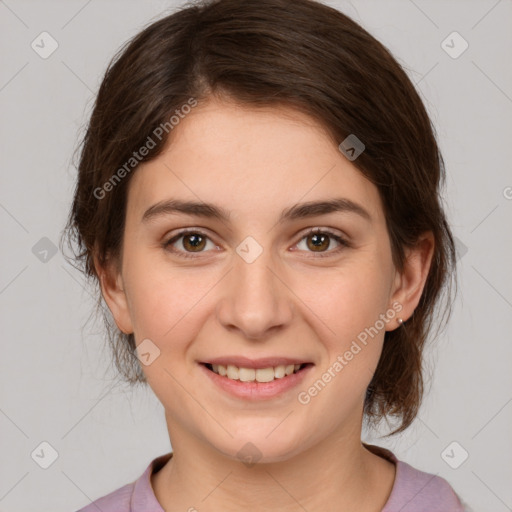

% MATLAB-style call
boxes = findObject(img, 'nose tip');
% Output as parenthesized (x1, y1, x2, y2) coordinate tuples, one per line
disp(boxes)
(215, 257, 294, 340)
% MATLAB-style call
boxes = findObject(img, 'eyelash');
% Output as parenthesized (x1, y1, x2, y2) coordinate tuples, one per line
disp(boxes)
(162, 227, 350, 259)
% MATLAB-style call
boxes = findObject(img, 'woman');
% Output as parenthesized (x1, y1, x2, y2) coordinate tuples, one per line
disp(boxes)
(66, 0, 468, 510)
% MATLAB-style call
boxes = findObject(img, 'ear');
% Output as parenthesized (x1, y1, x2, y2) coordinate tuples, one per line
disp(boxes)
(387, 231, 435, 330)
(94, 254, 134, 334)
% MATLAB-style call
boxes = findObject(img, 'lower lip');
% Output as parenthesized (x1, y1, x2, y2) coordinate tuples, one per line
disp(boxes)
(199, 363, 314, 400)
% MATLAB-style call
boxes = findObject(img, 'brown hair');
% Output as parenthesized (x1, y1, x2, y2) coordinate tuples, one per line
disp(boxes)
(63, 0, 456, 435)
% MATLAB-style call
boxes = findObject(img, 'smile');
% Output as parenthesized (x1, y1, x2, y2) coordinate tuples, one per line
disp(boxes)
(204, 363, 309, 383)
(199, 359, 314, 400)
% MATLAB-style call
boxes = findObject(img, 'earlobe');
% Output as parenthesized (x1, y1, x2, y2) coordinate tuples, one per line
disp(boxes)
(94, 255, 134, 335)
(388, 232, 435, 329)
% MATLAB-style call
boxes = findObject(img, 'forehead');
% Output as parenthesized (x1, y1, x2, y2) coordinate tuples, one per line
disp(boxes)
(126, 98, 385, 226)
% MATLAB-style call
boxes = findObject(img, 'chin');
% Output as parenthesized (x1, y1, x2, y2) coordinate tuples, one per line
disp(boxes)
(209, 431, 304, 466)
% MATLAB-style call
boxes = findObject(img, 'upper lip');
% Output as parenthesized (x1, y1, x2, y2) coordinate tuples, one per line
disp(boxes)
(201, 356, 312, 369)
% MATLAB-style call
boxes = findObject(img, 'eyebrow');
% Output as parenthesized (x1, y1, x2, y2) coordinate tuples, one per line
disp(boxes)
(141, 197, 371, 224)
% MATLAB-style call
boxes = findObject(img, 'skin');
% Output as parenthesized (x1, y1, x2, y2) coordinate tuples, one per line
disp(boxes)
(97, 96, 434, 512)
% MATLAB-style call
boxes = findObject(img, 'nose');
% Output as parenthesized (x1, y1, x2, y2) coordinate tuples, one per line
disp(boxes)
(215, 245, 294, 340)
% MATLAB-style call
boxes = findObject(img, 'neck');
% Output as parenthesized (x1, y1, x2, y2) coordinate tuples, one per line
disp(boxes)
(151, 420, 395, 512)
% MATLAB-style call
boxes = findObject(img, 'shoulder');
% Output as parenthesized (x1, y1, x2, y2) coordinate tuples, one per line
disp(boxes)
(387, 458, 467, 511)
(75, 481, 134, 512)
(74, 453, 172, 512)
(363, 443, 467, 512)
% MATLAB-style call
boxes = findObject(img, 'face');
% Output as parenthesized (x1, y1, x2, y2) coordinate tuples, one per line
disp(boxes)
(101, 97, 421, 464)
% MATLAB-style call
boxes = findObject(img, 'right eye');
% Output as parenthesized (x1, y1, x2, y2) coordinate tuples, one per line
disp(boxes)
(163, 229, 219, 259)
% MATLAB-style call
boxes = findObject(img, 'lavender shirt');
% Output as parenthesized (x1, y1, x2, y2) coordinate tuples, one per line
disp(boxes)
(76, 444, 469, 512)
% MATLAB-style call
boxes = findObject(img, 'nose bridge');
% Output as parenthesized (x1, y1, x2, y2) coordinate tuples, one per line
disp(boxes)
(216, 239, 293, 339)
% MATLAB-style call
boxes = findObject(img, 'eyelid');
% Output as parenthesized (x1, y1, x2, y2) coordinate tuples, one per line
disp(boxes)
(296, 226, 348, 242)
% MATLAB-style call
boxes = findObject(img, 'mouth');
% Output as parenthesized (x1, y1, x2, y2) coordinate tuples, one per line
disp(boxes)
(201, 362, 313, 383)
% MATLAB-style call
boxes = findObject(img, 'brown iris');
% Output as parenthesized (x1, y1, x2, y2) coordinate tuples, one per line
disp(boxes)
(182, 233, 207, 252)
(306, 232, 330, 252)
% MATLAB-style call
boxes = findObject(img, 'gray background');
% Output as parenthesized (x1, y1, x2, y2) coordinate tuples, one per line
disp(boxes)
(1, 1, 511, 511)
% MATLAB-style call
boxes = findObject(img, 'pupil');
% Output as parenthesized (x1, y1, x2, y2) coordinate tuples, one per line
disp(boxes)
(185, 234, 205, 251)
(310, 233, 328, 251)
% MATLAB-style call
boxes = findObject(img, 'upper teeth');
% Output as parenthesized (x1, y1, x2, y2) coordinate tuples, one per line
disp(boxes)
(211, 364, 302, 383)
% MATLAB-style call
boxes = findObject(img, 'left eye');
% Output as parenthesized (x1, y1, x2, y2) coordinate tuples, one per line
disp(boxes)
(294, 228, 348, 256)
(163, 228, 348, 259)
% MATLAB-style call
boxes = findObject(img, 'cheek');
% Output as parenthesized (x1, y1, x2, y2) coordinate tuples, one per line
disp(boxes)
(305, 258, 392, 339)
(124, 264, 215, 404)
(123, 248, 221, 351)
(299, 257, 392, 390)
(295, 280, 388, 424)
